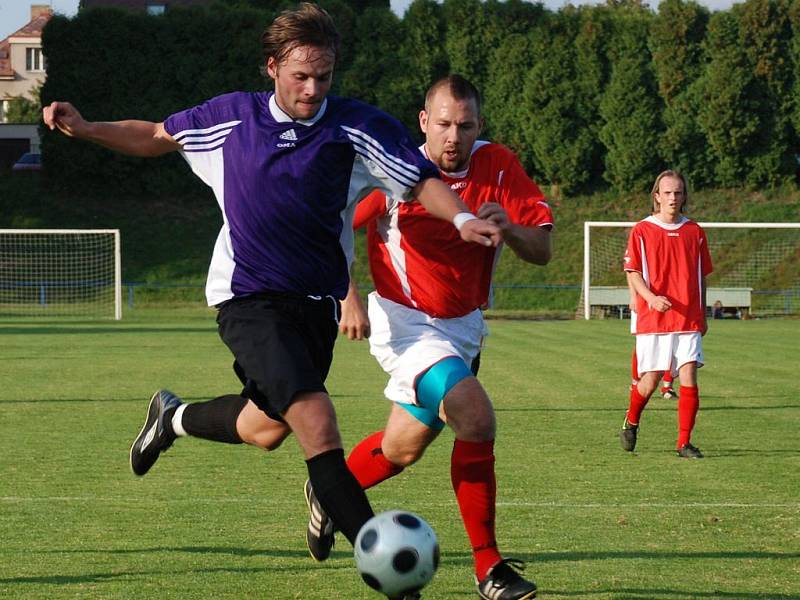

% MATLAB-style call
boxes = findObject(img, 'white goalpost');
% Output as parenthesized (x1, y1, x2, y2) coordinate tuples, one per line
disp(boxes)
(583, 222, 800, 320)
(0, 229, 122, 320)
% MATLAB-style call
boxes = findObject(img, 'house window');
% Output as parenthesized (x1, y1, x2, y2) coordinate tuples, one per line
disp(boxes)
(26, 47, 45, 72)
(146, 4, 166, 15)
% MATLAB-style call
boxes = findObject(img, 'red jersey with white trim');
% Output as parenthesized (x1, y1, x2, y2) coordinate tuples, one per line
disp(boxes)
(624, 216, 713, 334)
(354, 142, 554, 318)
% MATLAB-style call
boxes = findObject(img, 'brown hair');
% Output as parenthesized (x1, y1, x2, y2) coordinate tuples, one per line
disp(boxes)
(651, 169, 689, 213)
(424, 74, 482, 114)
(261, 3, 340, 67)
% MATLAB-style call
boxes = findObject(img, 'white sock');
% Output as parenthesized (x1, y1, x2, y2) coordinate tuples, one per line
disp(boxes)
(172, 403, 189, 437)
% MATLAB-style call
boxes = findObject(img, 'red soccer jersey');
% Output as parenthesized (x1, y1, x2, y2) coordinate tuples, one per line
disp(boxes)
(624, 216, 713, 334)
(354, 142, 554, 318)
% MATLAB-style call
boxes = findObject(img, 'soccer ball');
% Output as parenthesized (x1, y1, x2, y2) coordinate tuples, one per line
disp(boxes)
(354, 510, 440, 597)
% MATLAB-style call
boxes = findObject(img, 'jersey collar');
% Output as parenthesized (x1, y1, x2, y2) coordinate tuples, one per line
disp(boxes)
(645, 215, 689, 229)
(268, 93, 328, 126)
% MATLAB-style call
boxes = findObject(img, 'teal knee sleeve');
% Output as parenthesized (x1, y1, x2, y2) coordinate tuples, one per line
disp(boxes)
(398, 401, 446, 430)
(402, 356, 472, 430)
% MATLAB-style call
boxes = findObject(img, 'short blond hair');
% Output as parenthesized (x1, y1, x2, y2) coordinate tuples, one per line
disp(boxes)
(651, 169, 688, 213)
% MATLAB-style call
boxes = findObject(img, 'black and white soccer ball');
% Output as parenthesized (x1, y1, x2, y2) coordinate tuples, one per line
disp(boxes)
(354, 510, 440, 597)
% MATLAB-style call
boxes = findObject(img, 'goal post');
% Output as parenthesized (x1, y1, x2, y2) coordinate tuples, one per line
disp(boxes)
(583, 221, 800, 320)
(0, 229, 122, 320)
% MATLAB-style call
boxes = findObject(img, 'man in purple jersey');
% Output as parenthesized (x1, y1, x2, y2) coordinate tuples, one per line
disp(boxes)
(43, 3, 499, 586)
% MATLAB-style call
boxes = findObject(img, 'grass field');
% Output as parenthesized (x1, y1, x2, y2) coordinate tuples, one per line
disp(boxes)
(1, 309, 798, 599)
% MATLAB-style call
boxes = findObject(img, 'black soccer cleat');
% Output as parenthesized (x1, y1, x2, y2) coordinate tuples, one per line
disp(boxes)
(129, 390, 182, 476)
(304, 479, 335, 561)
(476, 558, 537, 600)
(677, 443, 703, 459)
(619, 417, 638, 452)
(661, 388, 679, 400)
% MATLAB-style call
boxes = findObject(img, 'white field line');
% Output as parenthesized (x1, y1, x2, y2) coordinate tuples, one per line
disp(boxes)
(0, 496, 798, 509)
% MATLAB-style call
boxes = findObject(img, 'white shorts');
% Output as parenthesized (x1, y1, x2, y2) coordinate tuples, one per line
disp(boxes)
(635, 332, 704, 377)
(367, 292, 483, 405)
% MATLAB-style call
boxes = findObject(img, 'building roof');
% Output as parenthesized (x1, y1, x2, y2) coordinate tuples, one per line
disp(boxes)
(0, 7, 53, 80)
(9, 11, 53, 39)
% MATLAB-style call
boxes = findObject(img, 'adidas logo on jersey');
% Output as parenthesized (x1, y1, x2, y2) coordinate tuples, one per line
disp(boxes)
(280, 129, 298, 141)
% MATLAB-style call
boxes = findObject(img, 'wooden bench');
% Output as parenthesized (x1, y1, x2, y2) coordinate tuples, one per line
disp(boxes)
(588, 286, 752, 319)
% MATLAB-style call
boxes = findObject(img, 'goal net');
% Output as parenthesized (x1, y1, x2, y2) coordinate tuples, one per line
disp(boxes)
(582, 222, 800, 319)
(0, 229, 122, 320)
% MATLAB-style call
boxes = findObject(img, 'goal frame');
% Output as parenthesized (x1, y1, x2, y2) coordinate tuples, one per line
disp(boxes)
(0, 228, 122, 320)
(583, 221, 800, 320)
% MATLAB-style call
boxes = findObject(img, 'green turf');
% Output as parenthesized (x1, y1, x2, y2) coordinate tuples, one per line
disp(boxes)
(1, 310, 798, 599)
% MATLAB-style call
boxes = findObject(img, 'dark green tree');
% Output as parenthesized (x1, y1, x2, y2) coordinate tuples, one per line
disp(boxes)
(522, 10, 597, 194)
(442, 0, 490, 91)
(735, 0, 794, 186)
(394, 0, 448, 129)
(698, 10, 763, 187)
(649, 0, 712, 187)
(573, 5, 613, 188)
(336, 7, 416, 129)
(598, 5, 662, 191)
(791, 0, 800, 154)
(484, 32, 540, 173)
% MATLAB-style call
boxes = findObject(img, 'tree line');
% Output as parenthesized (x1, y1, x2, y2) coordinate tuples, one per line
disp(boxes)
(39, 0, 800, 196)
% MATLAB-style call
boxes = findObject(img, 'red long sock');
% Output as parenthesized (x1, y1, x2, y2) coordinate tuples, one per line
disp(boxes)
(662, 370, 674, 385)
(451, 439, 502, 580)
(346, 431, 403, 489)
(626, 385, 650, 426)
(677, 385, 699, 448)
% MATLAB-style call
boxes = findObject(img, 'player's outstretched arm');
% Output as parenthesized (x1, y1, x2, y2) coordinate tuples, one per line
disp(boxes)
(340, 278, 370, 341)
(412, 178, 500, 247)
(43, 101, 180, 157)
(477, 202, 551, 265)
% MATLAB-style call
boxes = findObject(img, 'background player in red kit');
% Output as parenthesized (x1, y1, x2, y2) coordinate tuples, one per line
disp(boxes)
(620, 170, 713, 459)
(305, 75, 552, 600)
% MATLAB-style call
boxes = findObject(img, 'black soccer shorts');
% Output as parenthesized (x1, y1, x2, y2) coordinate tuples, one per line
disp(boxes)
(216, 293, 339, 420)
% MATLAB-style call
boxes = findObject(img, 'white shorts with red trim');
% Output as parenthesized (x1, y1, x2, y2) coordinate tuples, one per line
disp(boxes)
(366, 292, 483, 405)
(635, 332, 704, 377)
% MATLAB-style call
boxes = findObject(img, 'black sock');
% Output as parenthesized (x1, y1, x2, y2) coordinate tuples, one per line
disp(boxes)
(181, 395, 248, 444)
(306, 448, 374, 546)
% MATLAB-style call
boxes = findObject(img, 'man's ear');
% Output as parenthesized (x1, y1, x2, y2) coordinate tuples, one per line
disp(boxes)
(419, 110, 428, 134)
(266, 56, 277, 80)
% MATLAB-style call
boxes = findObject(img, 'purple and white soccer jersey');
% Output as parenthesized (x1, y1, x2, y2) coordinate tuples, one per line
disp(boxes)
(164, 92, 439, 306)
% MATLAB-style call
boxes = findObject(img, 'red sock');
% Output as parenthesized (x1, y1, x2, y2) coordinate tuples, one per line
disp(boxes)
(662, 370, 674, 385)
(630, 350, 639, 383)
(677, 385, 699, 448)
(451, 439, 502, 580)
(346, 431, 403, 489)
(626, 385, 650, 426)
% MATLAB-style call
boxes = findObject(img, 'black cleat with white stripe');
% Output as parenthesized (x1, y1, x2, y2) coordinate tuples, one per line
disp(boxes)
(129, 390, 182, 476)
(304, 479, 336, 561)
(477, 559, 537, 600)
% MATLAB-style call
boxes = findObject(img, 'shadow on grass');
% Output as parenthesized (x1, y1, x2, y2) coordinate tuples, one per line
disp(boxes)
(495, 403, 798, 413)
(6, 548, 799, 595)
(0, 326, 215, 335)
(1, 394, 360, 404)
(545, 589, 800, 599)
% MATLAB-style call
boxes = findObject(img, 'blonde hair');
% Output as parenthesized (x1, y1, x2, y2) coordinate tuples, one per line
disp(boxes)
(651, 169, 688, 213)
